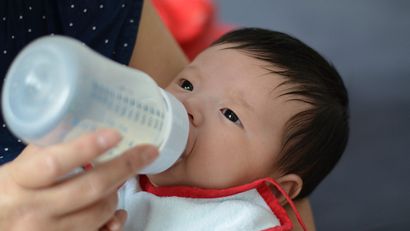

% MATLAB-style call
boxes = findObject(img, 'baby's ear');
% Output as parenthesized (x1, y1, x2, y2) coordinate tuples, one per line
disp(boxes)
(274, 174, 303, 205)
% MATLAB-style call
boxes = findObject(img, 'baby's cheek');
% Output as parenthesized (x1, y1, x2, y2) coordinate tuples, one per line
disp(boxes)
(184, 155, 222, 187)
(193, 153, 244, 188)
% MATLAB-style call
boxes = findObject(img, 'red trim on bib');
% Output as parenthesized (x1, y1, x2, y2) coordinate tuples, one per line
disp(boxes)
(257, 183, 292, 231)
(140, 175, 274, 198)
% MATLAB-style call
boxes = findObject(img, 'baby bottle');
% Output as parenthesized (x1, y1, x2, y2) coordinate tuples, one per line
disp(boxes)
(1, 36, 189, 174)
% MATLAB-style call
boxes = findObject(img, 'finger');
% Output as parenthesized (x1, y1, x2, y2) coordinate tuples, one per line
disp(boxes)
(102, 210, 128, 231)
(9, 129, 122, 188)
(57, 192, 119, 231)
(5, 144, 44, 169)
(43, 144, 158, 214)
(0, 144, 42, 176)
(20, 144, 44, 155)
(99, 217, 116, 231)
(111, 210, 127, 231)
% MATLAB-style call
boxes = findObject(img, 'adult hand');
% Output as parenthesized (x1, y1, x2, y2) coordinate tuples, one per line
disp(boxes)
(0, 129, 158, 231)
(99, 209, 127, 231)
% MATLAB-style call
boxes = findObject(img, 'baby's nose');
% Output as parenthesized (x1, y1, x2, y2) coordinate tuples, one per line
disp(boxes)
(187, 110, 203, 127)
(181, 94, 207, 127)
(188, 113, 194, 122)
(184, 101, 204, 126)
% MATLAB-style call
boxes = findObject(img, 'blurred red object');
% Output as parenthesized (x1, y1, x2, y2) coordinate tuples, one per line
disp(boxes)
(152, 0, 234, 60)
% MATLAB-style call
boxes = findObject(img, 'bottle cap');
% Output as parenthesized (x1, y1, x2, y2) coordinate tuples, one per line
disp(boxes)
(2, 36, 78, 144)
(139, 89, 189, 174)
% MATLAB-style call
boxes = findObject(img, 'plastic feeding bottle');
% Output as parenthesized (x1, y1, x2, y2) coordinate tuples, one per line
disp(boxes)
(1, 36, 189, 174)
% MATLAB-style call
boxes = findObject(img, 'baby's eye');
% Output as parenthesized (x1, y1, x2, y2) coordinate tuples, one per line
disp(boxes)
(220, 108, 242, 127)
(179, 79, 194, 91)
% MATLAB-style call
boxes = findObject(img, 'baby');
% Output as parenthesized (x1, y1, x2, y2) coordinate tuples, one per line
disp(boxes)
(119, 27, 349, 231)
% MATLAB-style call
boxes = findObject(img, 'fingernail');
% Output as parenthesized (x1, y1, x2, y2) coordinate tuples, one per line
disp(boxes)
(140, 146, 158, 165)
(97, 129, 122, 149)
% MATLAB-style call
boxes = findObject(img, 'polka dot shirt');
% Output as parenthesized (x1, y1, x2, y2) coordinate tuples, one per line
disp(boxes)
(0, 0, 143, 164)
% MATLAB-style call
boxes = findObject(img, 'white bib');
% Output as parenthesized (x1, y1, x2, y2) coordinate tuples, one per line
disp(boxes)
(118, 176, 295, 231)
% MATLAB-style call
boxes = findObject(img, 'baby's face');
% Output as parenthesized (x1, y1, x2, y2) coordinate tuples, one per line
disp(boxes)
(148, 45, 305, 189)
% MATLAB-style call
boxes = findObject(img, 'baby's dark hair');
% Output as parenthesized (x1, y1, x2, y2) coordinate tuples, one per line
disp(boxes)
(212, 28, 349, 199)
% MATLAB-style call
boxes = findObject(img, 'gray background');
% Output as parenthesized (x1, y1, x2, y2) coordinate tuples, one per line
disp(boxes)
(216, 1, 410, 230)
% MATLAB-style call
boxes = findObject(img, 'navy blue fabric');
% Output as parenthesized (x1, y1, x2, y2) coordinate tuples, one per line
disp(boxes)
(0, 0, 143, 164)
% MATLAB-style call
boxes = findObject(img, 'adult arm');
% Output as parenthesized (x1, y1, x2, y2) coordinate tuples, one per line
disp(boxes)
(129, 0, 189, 88)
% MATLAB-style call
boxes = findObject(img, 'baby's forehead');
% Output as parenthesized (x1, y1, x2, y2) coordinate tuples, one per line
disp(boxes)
(192, 44, 308, 101)
(229, 76, 307, 125)
(233, 74, 309, 124)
